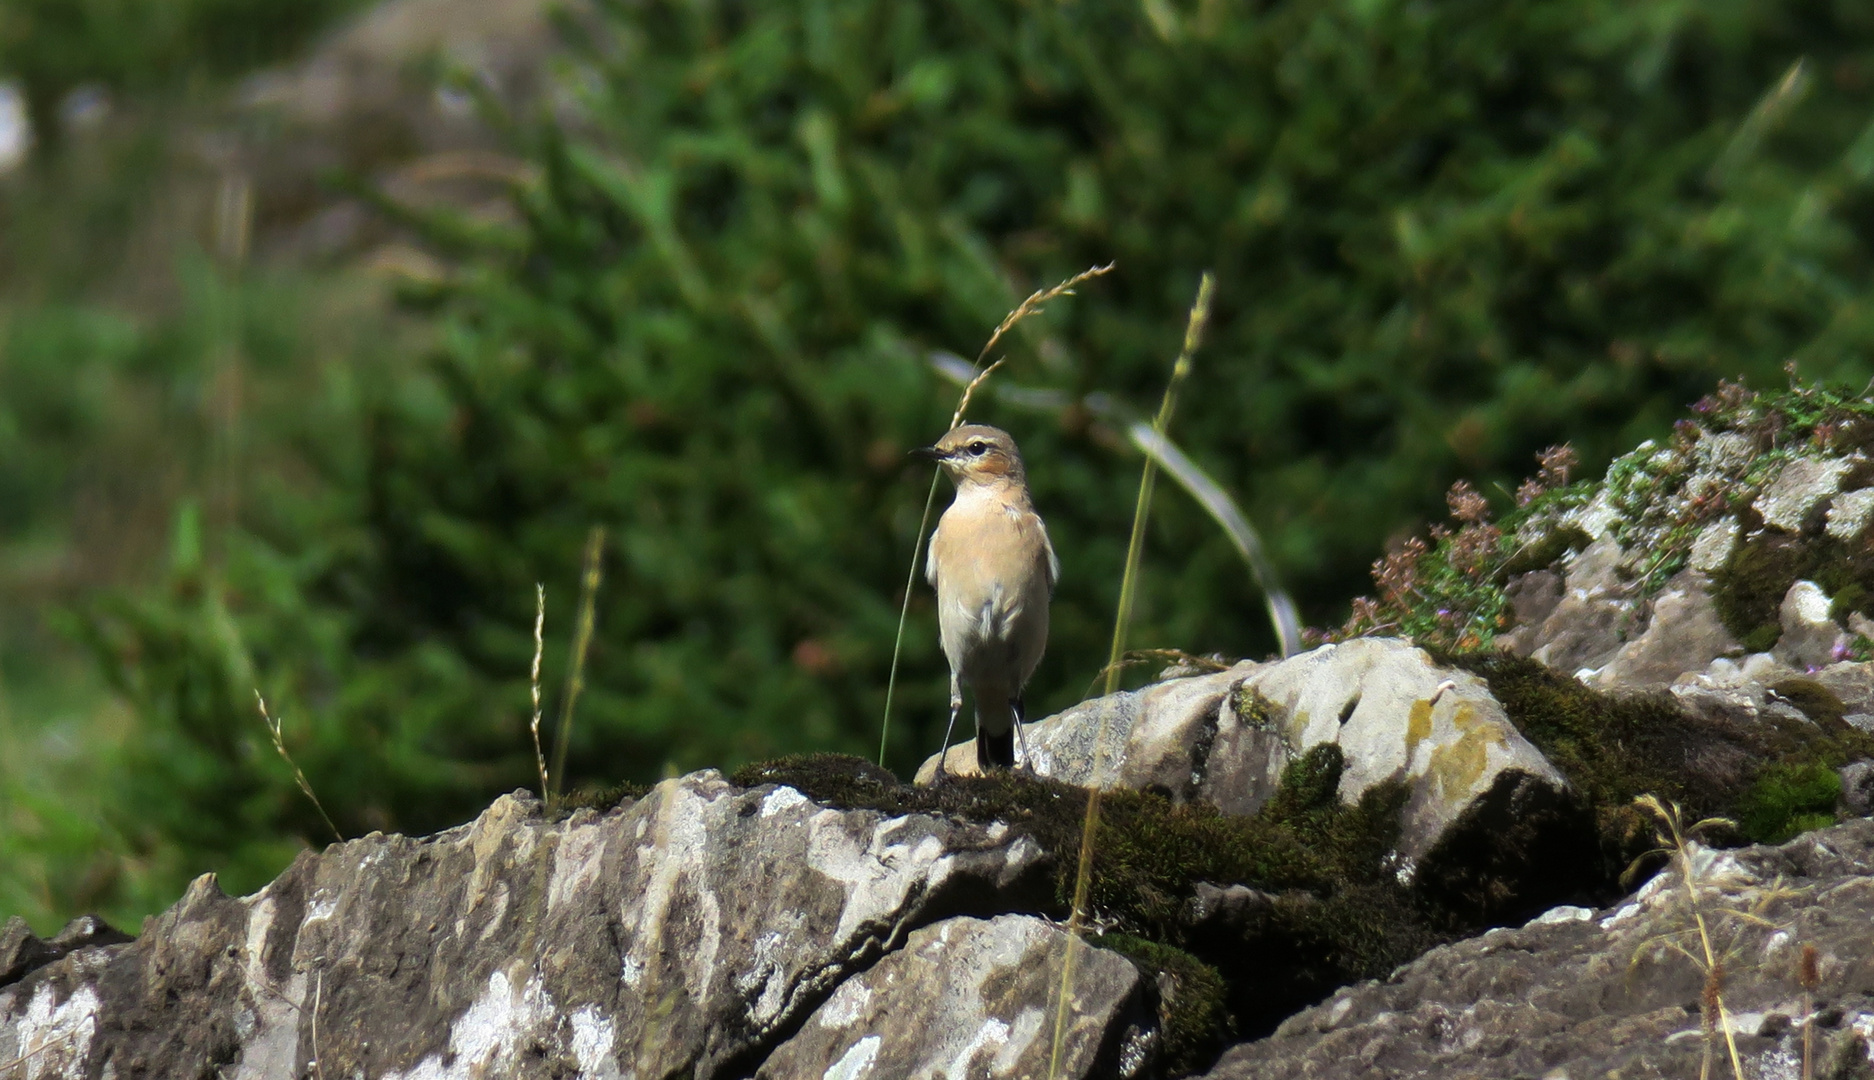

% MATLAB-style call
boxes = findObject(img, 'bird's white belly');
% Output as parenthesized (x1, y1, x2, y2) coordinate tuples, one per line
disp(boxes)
(940, 583, 1045, 685)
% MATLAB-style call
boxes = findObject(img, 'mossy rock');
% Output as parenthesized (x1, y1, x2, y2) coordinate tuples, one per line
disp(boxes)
(729, 750, 1449, 1056)
(1093, 934, 1231, 1077)
(1453, 652, 1874, 858)
(553, 779, 652, 818)
(1499, 523, 1593, 580)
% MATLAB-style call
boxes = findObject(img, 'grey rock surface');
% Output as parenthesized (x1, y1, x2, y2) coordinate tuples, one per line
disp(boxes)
(0, 915, 131, 989)
(1755, 455, 1856, 532)
(915, 662, 1280, 816)
(0, 773, 1065, 1080)
(1841, 761, 1874, 817)
(1590, 571, 1738, 688)
(759, 915, 1153, 1080)
(1688, 518, 1740, 573)
(1202, 818, 1874, 1079)
(1779, 579, 1847, 670)
(920, 639, 1571, 869)
(1827, 487, 1874, 541)
(1815, 661, 1874, 716)
(1521, 537, 1637, 675)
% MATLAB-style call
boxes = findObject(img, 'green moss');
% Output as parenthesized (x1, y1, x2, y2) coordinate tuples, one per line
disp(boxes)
(1832, 583, 1871, 628)
(553, 780, 652, 818)
(1234, 686, 1280, 731)
(1093, 933, 1230, 1077)
(1454, 652, 1874, 859)
(1711, 529, 1815, 651)
(1736, 763, 1841, 843)
(1450, 653, 1720, 821)
(1770, 678, 1849, 731)
(1500, 524, 1592, 579)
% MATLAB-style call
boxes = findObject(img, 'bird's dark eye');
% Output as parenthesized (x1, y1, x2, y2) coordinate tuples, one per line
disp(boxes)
(969, 441, 989, 455)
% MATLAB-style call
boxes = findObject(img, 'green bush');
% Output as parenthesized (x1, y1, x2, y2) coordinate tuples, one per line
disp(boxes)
(78, 0, 1874, 895)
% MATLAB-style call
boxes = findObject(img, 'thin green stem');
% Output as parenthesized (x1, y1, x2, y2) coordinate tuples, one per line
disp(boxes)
(1049, 272, 1214, 1079)
(550, 526, 607, 807)
(880, 473, 944, 765)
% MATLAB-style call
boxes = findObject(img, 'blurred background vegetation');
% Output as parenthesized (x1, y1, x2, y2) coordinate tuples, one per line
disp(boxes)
(6, 0, 1874, 933)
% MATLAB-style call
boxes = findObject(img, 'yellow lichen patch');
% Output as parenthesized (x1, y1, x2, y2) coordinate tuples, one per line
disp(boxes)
(1427, 702, 1510, 801)
(1404, 698, 1434, 764)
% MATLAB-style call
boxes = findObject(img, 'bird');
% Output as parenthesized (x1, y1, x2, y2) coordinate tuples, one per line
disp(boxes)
(912, 424, 1058, 775)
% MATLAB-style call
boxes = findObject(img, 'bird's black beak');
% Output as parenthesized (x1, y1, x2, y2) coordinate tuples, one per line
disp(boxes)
(909, 445, 945, 462)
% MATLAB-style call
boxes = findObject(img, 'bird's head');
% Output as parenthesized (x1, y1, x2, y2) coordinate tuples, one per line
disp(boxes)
(912, 424, 1026, 488)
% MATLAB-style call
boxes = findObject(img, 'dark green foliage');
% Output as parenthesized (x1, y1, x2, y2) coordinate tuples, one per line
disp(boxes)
(68, 0, 1874, 909)
(1736, 763, 1841, 844)
(1091, 933, 1230, 1078)
(0, 0, 367, 142)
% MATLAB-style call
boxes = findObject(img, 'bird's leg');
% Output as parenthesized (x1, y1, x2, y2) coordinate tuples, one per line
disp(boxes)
(933, 672, 963, 785)
(1010, 695, 1035, 774)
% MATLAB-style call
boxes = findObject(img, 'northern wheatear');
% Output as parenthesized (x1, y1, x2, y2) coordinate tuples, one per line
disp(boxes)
(913, 424, 1058, 774)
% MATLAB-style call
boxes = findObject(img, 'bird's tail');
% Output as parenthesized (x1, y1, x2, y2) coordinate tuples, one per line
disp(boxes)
(974, 695, 1016, 770)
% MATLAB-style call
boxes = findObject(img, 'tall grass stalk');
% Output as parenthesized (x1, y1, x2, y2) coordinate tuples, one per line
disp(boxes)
(1049, 272, 1215, 1079)
(549, 527, 607, 806)
(529, 583, 550, 804)
(255, 691, 343, 844)
(1630, 794, 1748, 1080)
(877, 263, 1114, 765)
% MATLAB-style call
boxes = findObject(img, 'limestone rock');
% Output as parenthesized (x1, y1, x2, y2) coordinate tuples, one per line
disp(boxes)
(1814, 661, 1874, 727)
(1827, 487, 1874, 541)
(1670, 653, 1807, 727)
(0, 915, 131, 988)
(921, 639, 1572, 872)
(1688, 518, 1740, 573)
(1522, 537, 1637, 675)
(0, 773, 1050, 1080)
(915, 662, 1283, 816)
(1492, 570, 1562, 656)
(758, 915, 1152, 1080)
(1590, 571, 1738, 688)
(1776, 579, 1845, 670)
(1201, 818, 1874, 1078)
(1754, 455, 1855, 532)
(1841, 761, 1874, 817)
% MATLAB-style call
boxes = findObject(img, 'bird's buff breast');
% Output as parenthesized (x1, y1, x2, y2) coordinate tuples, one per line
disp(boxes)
(931, 499, 1051, 672)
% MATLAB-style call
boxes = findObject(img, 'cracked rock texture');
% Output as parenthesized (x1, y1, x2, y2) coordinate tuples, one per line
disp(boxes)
(0, 772, 1076, 1080)
(759, 914, 1154, 1079)
(1201, 817, 1874, 1079)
